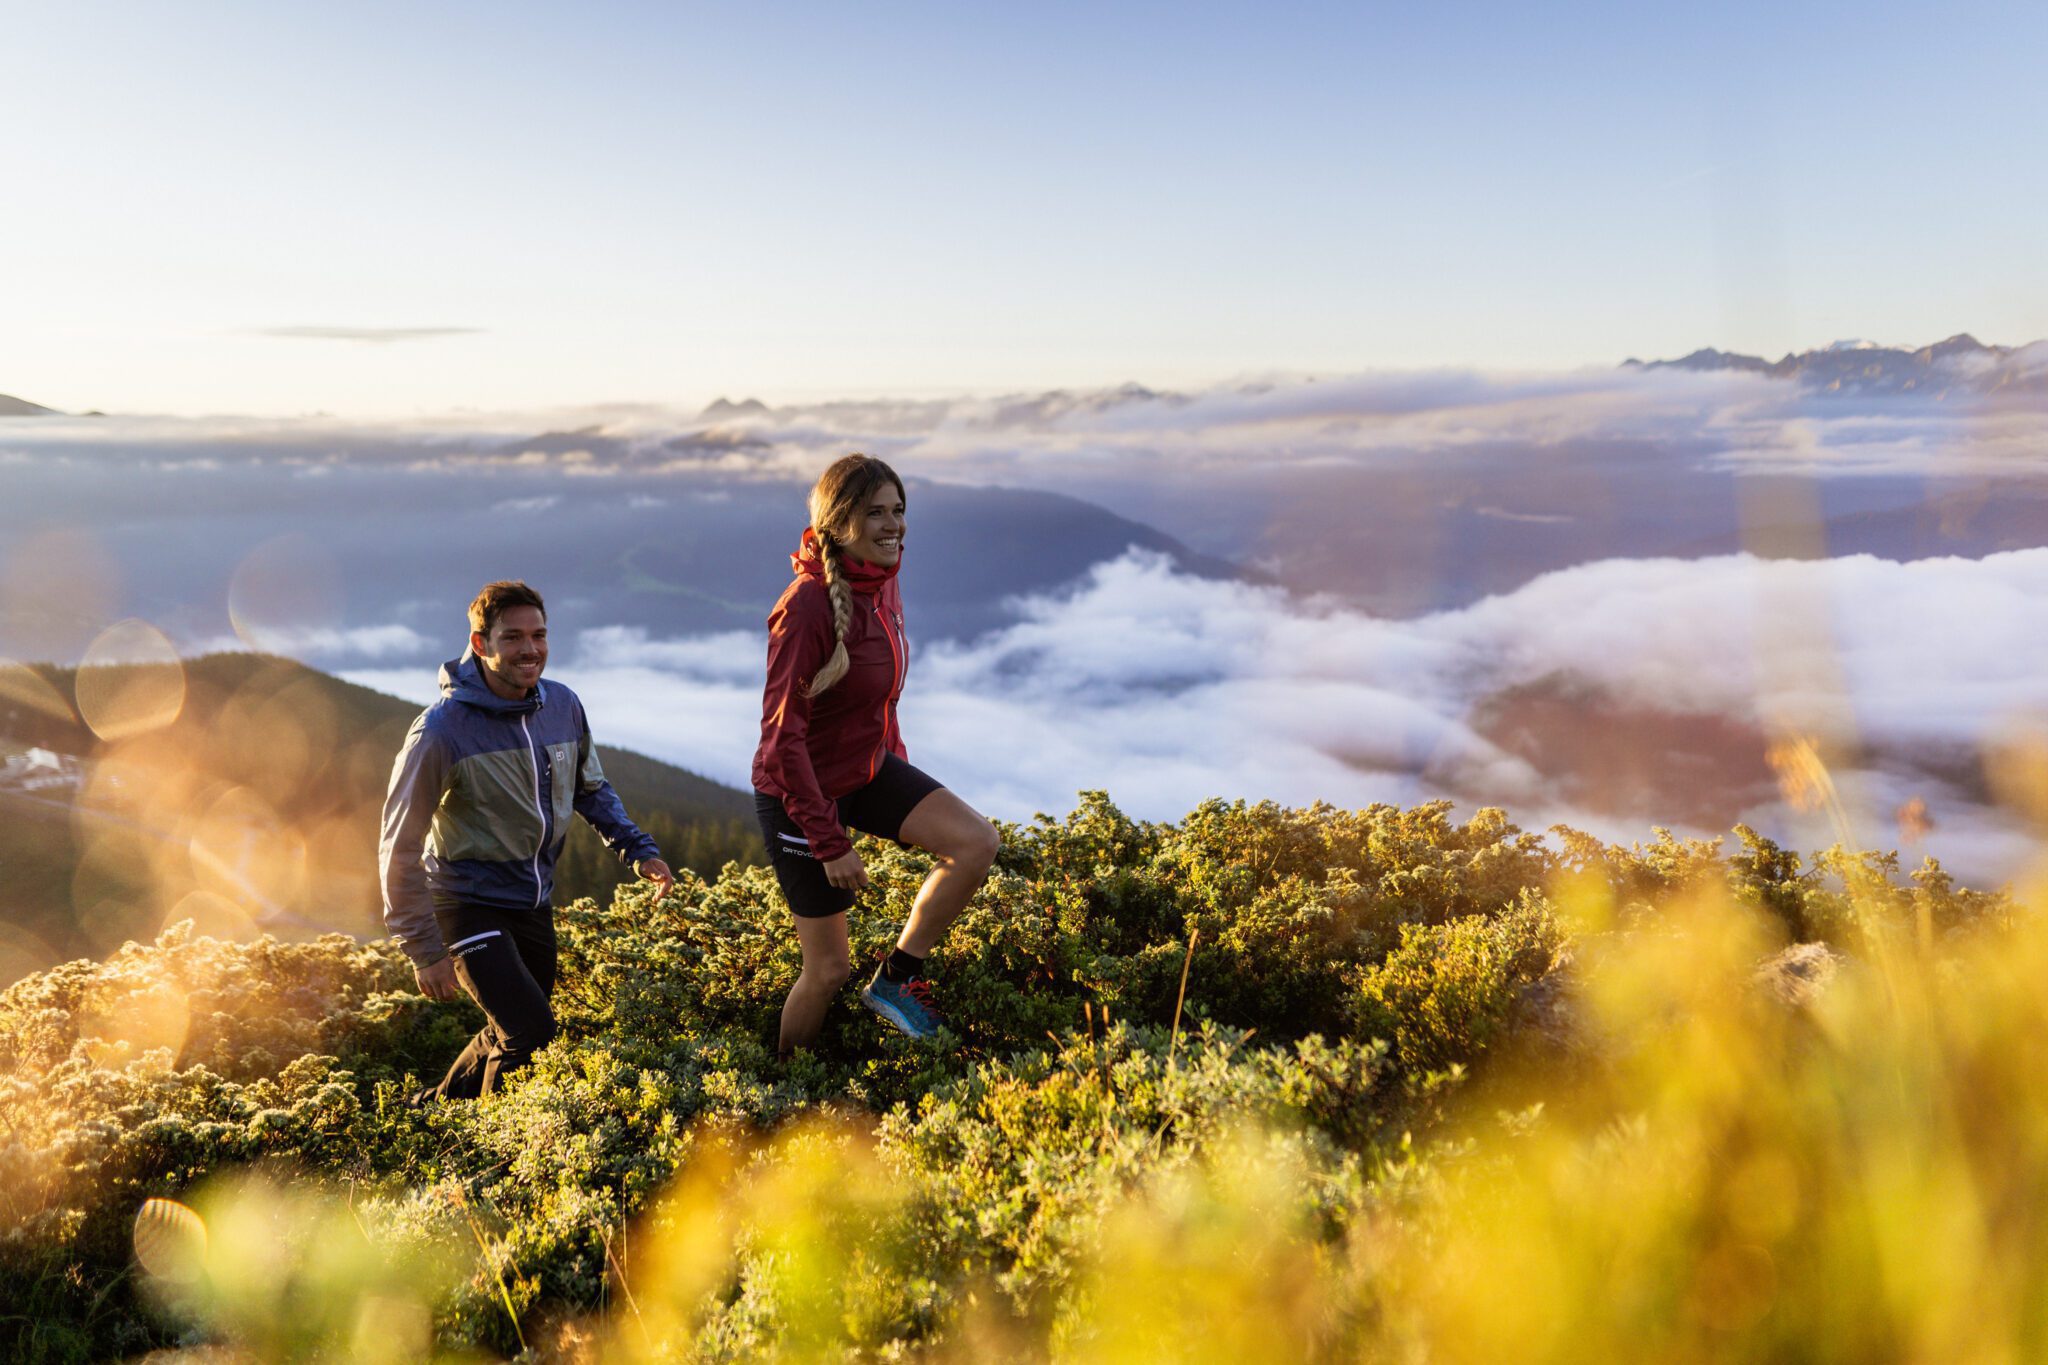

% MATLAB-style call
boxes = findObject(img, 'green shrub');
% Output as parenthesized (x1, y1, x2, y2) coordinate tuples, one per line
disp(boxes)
(881, 1023, 1396, 1316)
(1350, 889, 1564, 1075)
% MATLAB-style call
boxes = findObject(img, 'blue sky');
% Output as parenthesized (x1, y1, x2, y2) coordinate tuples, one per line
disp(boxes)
(5, 0, 2044, 415)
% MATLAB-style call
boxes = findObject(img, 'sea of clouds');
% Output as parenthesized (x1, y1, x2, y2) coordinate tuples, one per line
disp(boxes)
(346, 543, 2047, 884)
(8, 358, 2043, 883)
(8, 354, 2045, 483)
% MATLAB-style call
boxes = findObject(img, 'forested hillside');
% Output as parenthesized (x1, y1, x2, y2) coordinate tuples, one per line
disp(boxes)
(1, 793, 2035, 1362)
(0, 653, 757, 981)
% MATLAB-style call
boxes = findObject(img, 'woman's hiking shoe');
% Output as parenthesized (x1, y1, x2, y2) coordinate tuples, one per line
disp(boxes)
(862, 973, 946, 1039)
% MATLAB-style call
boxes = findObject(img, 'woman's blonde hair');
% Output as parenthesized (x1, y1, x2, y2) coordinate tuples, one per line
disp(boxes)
(806, 453, 905, 696)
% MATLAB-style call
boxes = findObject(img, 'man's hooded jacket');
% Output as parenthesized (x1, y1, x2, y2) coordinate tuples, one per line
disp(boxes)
(379, 653, 659, 966)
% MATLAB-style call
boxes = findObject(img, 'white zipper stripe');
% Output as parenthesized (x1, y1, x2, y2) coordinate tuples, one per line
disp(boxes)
(776, 831, 810, 845)
(519, 713, 545, 909)
(447, 930, 503, 952)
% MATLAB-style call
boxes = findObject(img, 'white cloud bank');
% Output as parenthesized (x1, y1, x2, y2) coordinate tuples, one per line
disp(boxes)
(347, 546, 2048, 884)
(204, 623, 431, 660)
(9, 359, 2042, 482)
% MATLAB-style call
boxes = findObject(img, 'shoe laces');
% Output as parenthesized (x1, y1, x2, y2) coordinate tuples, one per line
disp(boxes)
(903, 976, 945, 1019)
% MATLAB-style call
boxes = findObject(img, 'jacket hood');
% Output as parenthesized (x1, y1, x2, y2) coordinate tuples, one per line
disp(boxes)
(439, 650, 545, 715)
(792, 526, 901, 596)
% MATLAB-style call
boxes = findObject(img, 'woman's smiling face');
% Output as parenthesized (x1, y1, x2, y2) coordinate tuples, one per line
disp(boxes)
(840, 480, 905, 567)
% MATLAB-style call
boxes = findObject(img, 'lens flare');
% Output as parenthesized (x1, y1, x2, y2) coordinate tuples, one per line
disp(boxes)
(228, 533, 344, 654)
(83, 979, 192, 1065)
(72, 834, 167, 955)
(1985, 717, 2048, 830)
(165, 888, 261, 943)
(1765, 733, 1856, 848)
(348, 1294, 435, 1365)
(208, 675, 341, 806)
(188, 786, 307, 920)
(56, 657, 391, 948)
(187, 1170, 458, 1362)
(133, 1197, 209, 1283)
(0, 658, 76, 722)
(1895, 796, 1935, 844)
(75, 620, 185, 741)
(0, 921, 59, 988)
(1, 527, 120, 663)
(612, 1120, 903, 1359)
(1766, 735, 1837, 814)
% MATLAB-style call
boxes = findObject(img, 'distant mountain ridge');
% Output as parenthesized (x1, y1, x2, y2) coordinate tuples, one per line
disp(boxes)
(699, 396, 771, 419)
(1625, 334, 2048, 395)
(0, 392, 58, 416)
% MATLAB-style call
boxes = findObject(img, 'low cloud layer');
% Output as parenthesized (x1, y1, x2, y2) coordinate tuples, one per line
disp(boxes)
(8, 361, 2045, 638)
(250, 326, 482, 345)
(7, 357, 2041, 479)
(351, 547, 2047, 885)
(11, 360, 2041, 884)
(198, 623, 430, 660)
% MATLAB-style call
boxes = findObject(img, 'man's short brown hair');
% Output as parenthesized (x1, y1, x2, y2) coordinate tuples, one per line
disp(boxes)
(469, 581, 547, 638)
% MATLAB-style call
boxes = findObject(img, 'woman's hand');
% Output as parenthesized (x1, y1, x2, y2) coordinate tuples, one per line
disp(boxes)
(821, 850, 869, 891)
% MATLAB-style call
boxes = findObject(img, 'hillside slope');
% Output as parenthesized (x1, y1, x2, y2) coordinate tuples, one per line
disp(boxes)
(0, 653, 757, 983)
(0, 392, 58, 416)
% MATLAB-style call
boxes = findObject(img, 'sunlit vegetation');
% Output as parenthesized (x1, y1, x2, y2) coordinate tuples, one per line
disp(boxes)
(0, 792, 2040, 1361)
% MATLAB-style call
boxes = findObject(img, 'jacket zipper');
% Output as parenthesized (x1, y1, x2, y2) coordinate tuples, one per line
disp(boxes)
(519, 713, 545, 907)
(867, 603, 906, 779)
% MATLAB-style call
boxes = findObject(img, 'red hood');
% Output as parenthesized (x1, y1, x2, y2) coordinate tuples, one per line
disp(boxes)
(792, 526, 900, 595)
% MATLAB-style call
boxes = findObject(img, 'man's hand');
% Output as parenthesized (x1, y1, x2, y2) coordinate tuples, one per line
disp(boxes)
(637, 858, 676, 902)
(821, 850, 869, 891)
(415, 956, 459, 1002)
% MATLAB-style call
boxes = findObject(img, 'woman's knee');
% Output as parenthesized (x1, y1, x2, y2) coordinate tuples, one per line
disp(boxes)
(956, 817, 1000, 876)
(805, 955, 852, 991)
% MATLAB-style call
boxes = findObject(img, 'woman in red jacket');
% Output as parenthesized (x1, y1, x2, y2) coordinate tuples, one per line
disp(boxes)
(752, 453, 1000, 1054)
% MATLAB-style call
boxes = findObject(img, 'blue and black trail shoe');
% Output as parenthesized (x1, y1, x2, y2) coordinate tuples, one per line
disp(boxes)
(861, 973, 947, 1040)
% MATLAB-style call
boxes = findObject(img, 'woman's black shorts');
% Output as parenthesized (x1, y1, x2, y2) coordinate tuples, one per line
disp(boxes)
(754, 754, 945, 918)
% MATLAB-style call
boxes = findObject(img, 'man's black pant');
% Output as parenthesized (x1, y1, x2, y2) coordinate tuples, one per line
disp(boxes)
(427, 900, 558, 1100)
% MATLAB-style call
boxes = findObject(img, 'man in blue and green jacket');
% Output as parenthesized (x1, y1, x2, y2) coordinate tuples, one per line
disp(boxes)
(380, 579, 674, 1100)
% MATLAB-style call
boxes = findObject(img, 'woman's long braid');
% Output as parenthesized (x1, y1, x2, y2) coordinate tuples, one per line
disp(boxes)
(808, 530, 855, 696)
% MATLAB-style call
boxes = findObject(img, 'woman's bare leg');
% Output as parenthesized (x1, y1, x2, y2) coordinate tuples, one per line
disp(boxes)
(779, 911, 851, 1055)
(894, 789, 1001, 957)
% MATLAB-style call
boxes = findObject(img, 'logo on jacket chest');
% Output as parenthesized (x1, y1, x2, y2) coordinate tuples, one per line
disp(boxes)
(546, 742, 576, 784)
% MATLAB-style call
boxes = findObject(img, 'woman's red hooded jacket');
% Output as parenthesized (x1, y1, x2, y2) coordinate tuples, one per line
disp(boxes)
(751, 529, 908, 862)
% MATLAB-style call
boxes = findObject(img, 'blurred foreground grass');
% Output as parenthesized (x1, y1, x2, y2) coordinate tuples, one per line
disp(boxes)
(1, 793, 2041, 1361)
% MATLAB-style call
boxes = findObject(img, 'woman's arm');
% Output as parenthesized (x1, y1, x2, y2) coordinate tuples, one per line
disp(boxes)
(757, 586, 856, 862)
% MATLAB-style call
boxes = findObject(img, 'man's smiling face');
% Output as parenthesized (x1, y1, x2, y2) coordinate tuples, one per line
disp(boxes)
(473, 604, 548, 698)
